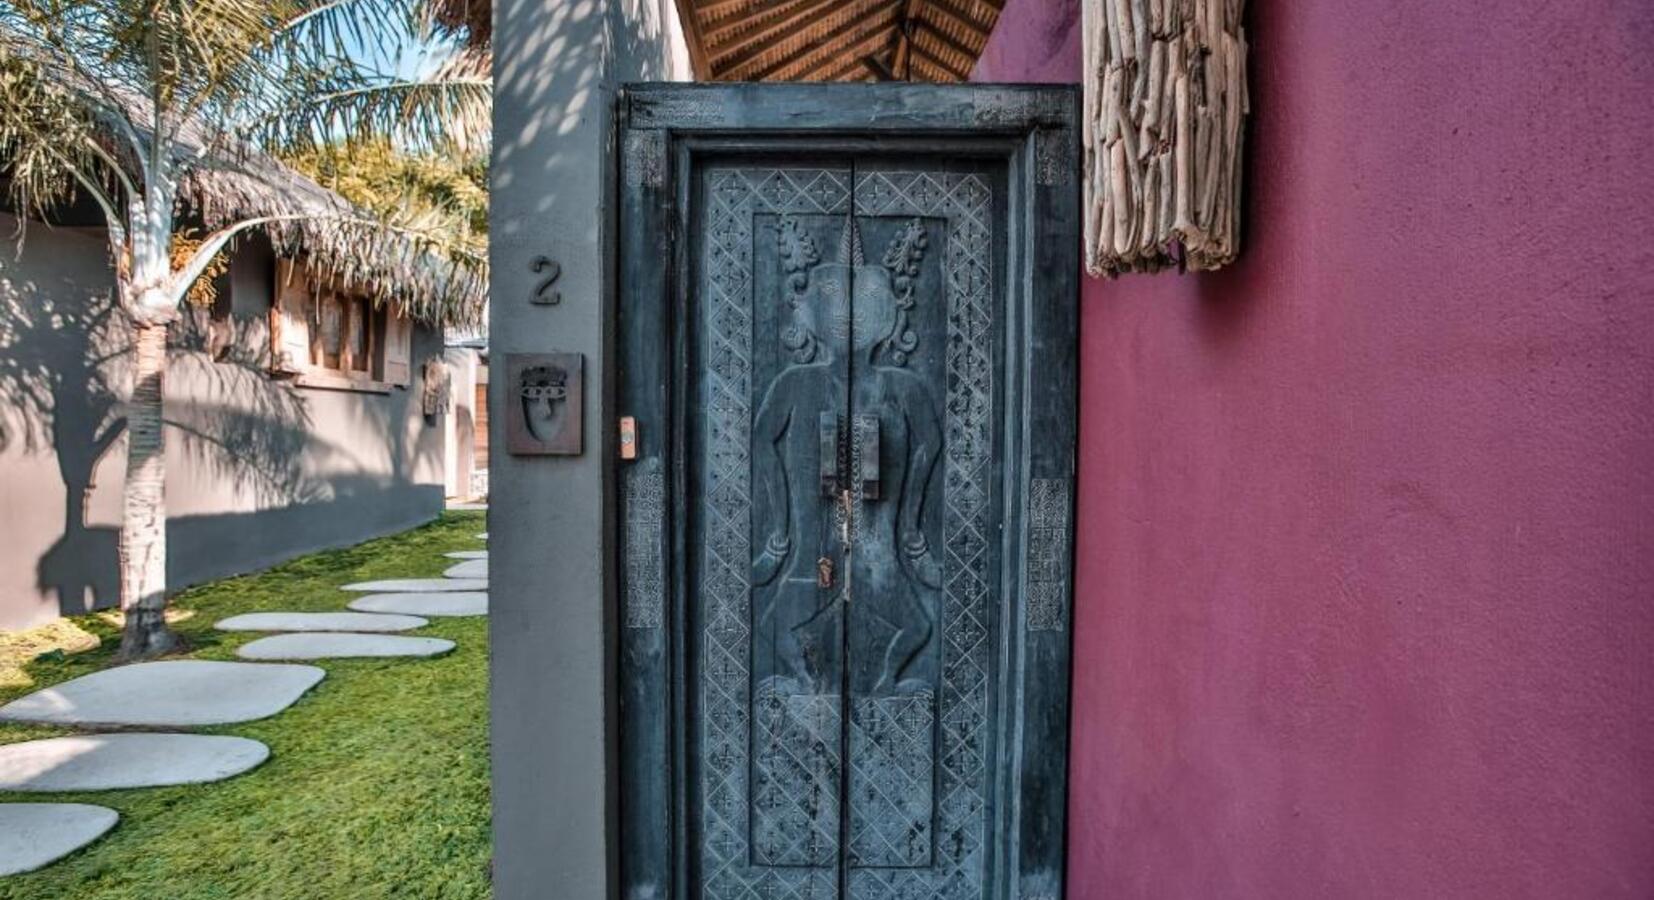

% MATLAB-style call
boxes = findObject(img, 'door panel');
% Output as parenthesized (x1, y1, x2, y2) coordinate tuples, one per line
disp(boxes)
(694, 164, 851, 898)
(844, 165, 1001, 896)
(691, 159, 1004, 899)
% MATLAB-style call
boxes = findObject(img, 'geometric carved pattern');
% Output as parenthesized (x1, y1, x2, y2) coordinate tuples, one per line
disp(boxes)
(1035, 128, 1072, 187)
(971, 87, 1071, 128)
(622, 459, 665, 629)
(849, 692, 935, 868)
(1026, 478, 1071, 632)
(854, 170, 994, 899)
(700, 167, 850, 900)
(753, 686, 842, 867)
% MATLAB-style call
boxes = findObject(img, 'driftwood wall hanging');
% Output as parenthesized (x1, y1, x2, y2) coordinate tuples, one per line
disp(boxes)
(1082, 0, 1249, 275)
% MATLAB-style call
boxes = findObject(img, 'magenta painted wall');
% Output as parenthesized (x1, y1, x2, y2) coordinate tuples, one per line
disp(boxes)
(976, 1, 1654, 897)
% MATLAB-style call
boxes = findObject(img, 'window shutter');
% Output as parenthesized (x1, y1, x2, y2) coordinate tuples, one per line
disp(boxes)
(270, 259, 312, 375)
(384, 311, 413, 386)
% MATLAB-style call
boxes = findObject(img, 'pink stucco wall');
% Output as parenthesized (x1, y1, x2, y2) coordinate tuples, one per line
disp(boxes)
(976, 1, 1654, 896)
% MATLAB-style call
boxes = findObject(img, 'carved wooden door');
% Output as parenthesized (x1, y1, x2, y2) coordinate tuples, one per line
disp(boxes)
(618, 84, 1079, 900)
(686, 157, 1007, 899)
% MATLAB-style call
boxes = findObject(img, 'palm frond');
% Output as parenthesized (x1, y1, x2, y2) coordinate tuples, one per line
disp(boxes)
(259, 73, 491, 156)
(0, 0, 489, 326)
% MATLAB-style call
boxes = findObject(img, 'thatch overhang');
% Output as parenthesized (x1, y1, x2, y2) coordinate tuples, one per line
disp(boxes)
(678, 0, 1004, 83)
(6, 52, 486, 329)
(178, 149, 487, 329)
(425, 0, 1002, 83)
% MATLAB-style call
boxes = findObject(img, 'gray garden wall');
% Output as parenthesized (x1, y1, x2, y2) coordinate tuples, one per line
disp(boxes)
(0, 214, 448, 631)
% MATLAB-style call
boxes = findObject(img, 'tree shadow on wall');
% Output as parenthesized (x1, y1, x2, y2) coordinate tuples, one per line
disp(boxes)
(0, 267, 315, 619)
(0, 270, 125, 616)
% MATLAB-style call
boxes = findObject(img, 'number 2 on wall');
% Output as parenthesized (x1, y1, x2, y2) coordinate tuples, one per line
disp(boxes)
(531, 256, 562, 305)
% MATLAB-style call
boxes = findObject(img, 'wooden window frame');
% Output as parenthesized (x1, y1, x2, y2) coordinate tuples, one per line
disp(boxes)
(271, 257, 413, 394)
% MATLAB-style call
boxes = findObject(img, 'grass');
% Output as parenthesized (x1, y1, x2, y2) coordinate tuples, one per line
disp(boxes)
(0, 511, 490, 899)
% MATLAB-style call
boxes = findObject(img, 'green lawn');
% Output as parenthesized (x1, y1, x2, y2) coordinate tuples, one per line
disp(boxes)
(0, 511, 490, 899)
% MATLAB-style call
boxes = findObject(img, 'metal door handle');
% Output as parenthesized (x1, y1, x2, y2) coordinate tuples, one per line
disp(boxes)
(856, 414, 880, 500)
(819, 411, 841, 497)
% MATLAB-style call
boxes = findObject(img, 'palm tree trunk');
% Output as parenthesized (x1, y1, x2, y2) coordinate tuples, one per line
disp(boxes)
(118, 320, 179, 659)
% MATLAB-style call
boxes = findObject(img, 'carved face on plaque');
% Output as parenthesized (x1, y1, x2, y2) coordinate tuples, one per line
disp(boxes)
(518, 364, 569, 444)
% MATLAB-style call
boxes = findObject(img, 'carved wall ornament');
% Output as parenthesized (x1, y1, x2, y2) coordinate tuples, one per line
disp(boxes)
(421, 356, 451, 417)
(1081, 0, 1249, 273)
(503, 352, 583, 455)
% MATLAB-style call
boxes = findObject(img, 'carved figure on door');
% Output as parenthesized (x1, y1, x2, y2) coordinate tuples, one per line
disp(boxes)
(751, 216, 943, 699)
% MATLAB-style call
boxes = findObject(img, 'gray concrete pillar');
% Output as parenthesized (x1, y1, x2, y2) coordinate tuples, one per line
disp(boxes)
(488, 1, 690, 897)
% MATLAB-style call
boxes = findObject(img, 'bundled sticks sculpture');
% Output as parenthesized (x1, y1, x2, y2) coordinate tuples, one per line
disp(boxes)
(1082, 0, 1249, 275)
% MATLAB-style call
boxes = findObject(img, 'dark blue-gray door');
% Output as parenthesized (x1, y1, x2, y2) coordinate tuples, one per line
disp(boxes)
(689, 157, 1005, 899)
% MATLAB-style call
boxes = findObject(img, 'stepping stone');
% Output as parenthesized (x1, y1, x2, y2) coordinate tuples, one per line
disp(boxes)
(448, 502, 488, 511)
(445, 550, 488, 560)
(348, 592, 488, 617)
(216, 611, 428, 633)
(340, 578, 487, 593)
(0, 804, 118, 875)
(0, 660, 325, 728)
(477, 532, 487, 540)
(237, 633, 456, 661)
(444, 560, 488, 579)
(0, 734, 268, 792)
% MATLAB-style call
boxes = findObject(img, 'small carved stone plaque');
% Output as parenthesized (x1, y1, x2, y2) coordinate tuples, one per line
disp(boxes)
(505, 352, 583, 456)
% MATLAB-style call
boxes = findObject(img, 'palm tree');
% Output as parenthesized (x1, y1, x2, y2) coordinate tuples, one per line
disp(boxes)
(0, 0, 489, 658)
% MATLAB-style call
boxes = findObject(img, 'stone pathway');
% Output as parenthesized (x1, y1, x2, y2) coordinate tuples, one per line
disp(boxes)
(216, 612, 428, 633)
(341, 577, 488, 593)
(237, 633, 456, 661)
(443, 560, 488, 579)
(0, 735, 269, 792)
(0, 804, 118, 876)
(348, 592, 488, 617)
(0, 526, 488, 874)
(0, 661, 325, 728)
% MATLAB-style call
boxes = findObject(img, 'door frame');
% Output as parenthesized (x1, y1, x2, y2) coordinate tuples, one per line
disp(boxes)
(616, 83, 1080, 900)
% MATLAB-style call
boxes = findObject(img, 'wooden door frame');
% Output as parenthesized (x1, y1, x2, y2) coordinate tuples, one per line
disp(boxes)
(616, 83, 1080, 900)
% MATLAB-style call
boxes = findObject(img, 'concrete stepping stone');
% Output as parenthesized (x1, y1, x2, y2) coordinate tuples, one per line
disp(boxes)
(445, 550, 488, 560)
(0, 660, 325, 728)
(237, 633, 456, 661)
(341, 578, 487, 593)
(0, 734, 268, 792)
(0, 804, 118, 875)
(216, 611, 428, 633)
(477, 532, 487, 540)
(348, 592, 488, 617)
(444, 559, 488, 579)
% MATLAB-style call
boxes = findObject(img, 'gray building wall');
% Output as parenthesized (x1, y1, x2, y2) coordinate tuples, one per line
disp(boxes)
(0, 214, 447, 631)
(443, 347, 482, 500)
(488, 0, 690, 896)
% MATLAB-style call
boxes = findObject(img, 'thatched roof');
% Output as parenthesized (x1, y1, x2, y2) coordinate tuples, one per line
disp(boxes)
(430, 0, 491, 52)
(679, 0, 1003, 82)
(9, 49, 486, 328)
(179, 148, 486, 328)
(422, 0, 1001, 83)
